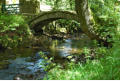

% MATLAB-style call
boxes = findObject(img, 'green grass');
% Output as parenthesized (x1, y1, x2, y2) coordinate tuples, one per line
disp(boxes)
(45, 45, 120, 80)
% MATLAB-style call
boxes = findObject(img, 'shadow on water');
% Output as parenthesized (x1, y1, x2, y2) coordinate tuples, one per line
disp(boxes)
(0, 33, 94, 80)
(0, 47, 47, 80)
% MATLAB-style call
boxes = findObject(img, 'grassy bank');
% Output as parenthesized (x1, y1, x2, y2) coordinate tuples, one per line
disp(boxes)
(45, 44, 120, 80)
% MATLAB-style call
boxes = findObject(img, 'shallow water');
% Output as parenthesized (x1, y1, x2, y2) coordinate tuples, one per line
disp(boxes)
(0, 34, 94, 80)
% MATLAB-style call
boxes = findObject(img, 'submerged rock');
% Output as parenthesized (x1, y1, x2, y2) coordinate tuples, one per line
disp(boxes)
(13, 74, 23, 80)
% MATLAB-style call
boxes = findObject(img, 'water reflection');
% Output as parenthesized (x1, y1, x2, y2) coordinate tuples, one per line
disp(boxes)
(0, 34, 93, 80)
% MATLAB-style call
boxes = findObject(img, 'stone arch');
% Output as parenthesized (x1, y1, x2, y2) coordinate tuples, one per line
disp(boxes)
(29, 11, 80, 33)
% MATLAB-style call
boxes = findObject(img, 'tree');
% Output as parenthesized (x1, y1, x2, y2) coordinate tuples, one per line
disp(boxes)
(0, 0, 6, 13)
(42, 0, 100, 40)
(75, 0, 112, 47)
(19, 0, 40, 14)
(75, 0, 98, 40)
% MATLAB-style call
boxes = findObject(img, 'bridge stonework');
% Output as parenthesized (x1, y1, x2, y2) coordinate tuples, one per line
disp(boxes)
(29, 11, 79, 33)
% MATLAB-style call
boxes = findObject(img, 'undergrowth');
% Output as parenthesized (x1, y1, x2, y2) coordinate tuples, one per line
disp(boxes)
(45, 43, 120, 80)
(0, 14, 32, 48)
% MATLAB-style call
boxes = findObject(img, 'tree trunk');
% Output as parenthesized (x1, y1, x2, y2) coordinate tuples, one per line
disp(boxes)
(75, 0, 99, 40)
(19, 0, 40, 14)
(75, 0, 112, 47)
(0, 1, 2, 12)
(0, 0, 6, 13)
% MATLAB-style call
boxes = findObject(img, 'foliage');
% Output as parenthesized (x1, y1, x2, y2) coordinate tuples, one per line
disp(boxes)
(0, 0, 120, 80)
(40, 0, 75, 10)
(0, 14, 32, 48)
(89, 0, 120, 41)
(37, 51, 56, 71)
(43, 20, 81, 34)
(41, 1, 120, 79)
(40, 0, 77, 34)
(45, 44, 120, 80)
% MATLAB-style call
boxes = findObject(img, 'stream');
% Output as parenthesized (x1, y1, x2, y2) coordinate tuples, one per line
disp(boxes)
(0, 34, 94, 80)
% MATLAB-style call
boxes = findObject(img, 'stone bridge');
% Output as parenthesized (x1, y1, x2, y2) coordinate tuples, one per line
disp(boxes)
(29, 11, 79, 33)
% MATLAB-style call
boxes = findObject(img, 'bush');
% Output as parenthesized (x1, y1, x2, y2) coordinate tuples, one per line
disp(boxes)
(0, 14, 32, 48)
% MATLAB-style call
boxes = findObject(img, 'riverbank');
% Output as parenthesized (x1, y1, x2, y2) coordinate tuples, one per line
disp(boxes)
(0, 31, 120, 80)
(0, 34, 95, 80)
(46, 44, 120, 80)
